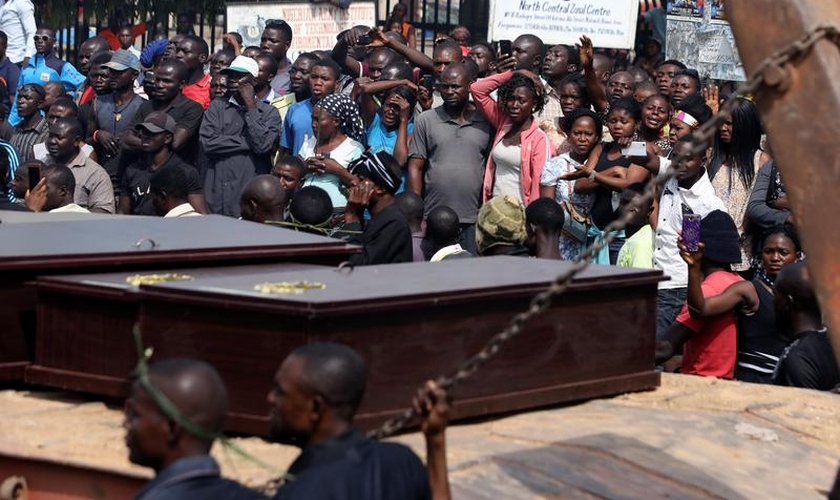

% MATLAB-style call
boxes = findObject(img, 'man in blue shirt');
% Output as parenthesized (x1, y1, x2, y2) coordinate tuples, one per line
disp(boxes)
(280, 58, 339, 156)
(9, 26, 85, 126)
(124, 358, 264, 500)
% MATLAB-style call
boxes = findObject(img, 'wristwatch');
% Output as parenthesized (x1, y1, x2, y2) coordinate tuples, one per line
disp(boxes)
(588, 170, 597, 182)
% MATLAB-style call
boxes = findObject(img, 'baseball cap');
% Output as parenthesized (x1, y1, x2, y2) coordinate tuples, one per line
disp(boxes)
(104, 49, 141, 72)
(135, 111, 176, 134)
(220, 55, 259, 78)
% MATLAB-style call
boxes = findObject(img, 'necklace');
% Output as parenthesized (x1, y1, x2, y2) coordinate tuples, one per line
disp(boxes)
(113, 94, 136, 125)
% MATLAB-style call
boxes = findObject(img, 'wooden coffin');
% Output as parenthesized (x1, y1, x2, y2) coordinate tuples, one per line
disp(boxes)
(30, 256, 662, 435)
(0, 213, 358, 380)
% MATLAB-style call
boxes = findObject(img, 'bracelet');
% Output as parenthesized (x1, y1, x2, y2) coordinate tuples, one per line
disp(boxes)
(588, 170, 597, 182)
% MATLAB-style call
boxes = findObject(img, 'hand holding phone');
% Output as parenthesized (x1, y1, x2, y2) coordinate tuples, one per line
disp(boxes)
(498, 39, 512, 57)
(420, 75, 435, 93)
(621, 141, 647, 157)
(28, 165, 40, 192)
(681, 214, 702, 252)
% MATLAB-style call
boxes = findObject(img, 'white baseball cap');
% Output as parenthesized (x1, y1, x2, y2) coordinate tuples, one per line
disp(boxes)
(220, 55, 259, 78)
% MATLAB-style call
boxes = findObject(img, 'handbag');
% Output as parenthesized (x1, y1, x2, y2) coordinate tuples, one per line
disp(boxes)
(561, 200, 590, 243)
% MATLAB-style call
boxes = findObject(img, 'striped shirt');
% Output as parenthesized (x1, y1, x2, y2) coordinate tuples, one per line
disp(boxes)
(10, 116, 48, 163)
(1, 139, 20, 202)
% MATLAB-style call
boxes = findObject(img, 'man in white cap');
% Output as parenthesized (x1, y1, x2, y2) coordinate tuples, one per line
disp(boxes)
(199, 55, 281, 217)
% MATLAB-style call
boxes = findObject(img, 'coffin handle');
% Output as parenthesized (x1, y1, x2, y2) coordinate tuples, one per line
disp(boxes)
(0, 476, 28, 500)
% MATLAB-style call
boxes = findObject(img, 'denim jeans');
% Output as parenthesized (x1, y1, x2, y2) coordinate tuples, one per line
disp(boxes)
(657, 287, 687, 340)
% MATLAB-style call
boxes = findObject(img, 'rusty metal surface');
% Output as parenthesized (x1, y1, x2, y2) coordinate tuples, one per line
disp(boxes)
(726, 3, 840, 363)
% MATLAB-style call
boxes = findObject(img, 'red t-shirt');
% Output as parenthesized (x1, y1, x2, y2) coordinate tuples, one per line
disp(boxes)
(676, 270, 743, 379)
(182, 73, 212, 110)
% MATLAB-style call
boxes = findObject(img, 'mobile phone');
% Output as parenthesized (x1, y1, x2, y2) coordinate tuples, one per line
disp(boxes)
(682, 214, 702, 252)
(357, 34, 372, 45)
(621, 141, 647, 157)
(316, 152, 330, 160)
(420, 74, 435, 92)
(498, 39, 512, 57)
(27, 165, 40, 191)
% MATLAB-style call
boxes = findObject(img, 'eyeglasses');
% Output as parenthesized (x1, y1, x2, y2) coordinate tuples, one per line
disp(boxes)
(33, 35, 52, 42)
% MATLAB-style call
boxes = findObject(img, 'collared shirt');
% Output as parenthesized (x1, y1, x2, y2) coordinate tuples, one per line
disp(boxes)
(183, 73, 212, 110)
(275, 429, 430, 500)
(0, 0, 36, 63)
(50, 202, 90, 213)
(134, 455, 262, 500)
(10, 115, 47, 162)
(164, 202, 201, 217)
(535, 84, 563, 129)
(259, 87, 277, 104)
(654, 172, 726, 289)
(271, 92, 295, 121)
(50, 149, 115, 213)
(409, 105, 492, 223)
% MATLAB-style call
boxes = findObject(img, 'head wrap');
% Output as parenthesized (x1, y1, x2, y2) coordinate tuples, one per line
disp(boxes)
(475, 196, 527, 255)
(317, 93, 365, 144)
(699, 210, 741, 264)
(348, 151, 401, 194)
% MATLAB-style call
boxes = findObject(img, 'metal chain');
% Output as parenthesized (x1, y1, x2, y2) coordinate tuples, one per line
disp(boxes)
(365, 24, 840, 441)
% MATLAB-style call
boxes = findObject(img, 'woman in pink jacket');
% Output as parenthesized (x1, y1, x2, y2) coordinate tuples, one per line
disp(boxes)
(471, 69, 550, 207)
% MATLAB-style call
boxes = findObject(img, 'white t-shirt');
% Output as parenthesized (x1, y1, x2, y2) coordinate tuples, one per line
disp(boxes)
(298, 135, 364, 208)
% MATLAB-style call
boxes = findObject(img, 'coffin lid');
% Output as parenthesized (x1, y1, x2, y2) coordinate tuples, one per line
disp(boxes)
(0, 214, 358, 271)
(136, 256, 665, 315)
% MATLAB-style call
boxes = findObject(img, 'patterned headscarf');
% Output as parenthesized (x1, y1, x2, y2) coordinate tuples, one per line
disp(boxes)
(317, 93, 365, 144)
(348, 151, 401, 194)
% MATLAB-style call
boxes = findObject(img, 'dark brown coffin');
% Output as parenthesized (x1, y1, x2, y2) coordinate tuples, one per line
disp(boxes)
(30, 256, 662, 435)
(1, 213, 358, 380)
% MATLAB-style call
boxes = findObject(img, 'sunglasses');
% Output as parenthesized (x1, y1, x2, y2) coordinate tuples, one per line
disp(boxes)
(33, 35, 52, 41)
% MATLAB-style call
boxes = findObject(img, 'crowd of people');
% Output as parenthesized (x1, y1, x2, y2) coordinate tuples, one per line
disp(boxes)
(0, 2, 836, 497)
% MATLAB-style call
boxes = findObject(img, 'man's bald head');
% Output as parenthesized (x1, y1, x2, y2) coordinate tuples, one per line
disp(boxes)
(513, 34, 544, 72)
(592, 54, 613, 85)
(148, 358, 230, 435)
(240, 175, 286, 223)
(124, 358, 229, 472)
(79, 36, 111, 74)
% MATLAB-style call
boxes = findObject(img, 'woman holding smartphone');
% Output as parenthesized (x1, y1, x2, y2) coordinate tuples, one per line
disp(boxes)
(299, 93, 365, 210)
(561, 97, 651, 264)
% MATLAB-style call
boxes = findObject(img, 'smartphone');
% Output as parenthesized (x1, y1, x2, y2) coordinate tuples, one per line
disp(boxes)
(621, 141, 647, 157)
(498, 39, 512, 57)
(315, 152, 331, 160)
(357, 34, 372, 45)
(420, 74, 435, 92)
(682, 213, 702, 252)
(27, 165, 40, 191)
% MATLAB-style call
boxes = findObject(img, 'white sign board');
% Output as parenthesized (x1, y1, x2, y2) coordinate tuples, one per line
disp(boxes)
(227, 2, 376, 59)
(487, 0, 639, 49)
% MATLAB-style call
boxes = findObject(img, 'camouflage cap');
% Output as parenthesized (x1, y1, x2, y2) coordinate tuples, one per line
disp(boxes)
(475, 195, 527, 255)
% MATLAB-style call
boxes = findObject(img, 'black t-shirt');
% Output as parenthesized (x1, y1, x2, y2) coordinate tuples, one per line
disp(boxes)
(735, 279, 789, 381)
(275, 429, 430, 500)
(121, 153, 202, 215)
(590, 145, 632, 230)
(774, 330, 840, 390)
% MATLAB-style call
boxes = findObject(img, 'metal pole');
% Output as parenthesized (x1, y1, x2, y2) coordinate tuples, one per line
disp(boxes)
(727, 2, 840, 364)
